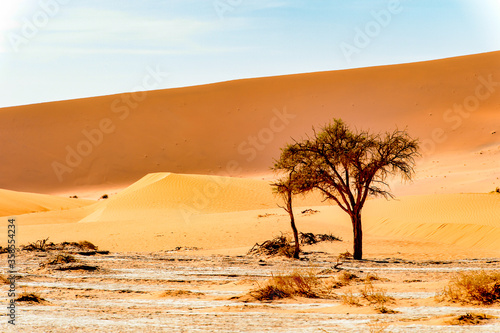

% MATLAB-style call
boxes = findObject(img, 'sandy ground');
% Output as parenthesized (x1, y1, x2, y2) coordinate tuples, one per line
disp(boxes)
(2, 248, 500, 332)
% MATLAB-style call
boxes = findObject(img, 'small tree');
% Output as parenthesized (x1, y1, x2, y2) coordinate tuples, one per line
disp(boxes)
(272, 148, 314, 259)
(274, 119, 419, 260)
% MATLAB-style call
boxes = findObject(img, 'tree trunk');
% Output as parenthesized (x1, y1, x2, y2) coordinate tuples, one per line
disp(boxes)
(351, 210, 363, 260)
(287, 192, 300, 259)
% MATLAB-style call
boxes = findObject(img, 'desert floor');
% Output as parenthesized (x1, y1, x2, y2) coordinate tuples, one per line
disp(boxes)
(2, 245, 500, 333)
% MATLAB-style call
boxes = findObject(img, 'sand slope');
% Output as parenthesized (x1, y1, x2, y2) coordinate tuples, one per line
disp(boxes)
(3, 173, 499, 257)
(0, 188, 95, 217)
(0, 51, 498, 195)
(79, 172, 326, 223)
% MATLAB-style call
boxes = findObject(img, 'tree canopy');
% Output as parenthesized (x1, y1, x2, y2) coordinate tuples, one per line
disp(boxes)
(273, 119, 419, 259)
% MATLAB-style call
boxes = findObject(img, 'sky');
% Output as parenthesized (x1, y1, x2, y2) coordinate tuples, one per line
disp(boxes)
(1, 0, 500, 108)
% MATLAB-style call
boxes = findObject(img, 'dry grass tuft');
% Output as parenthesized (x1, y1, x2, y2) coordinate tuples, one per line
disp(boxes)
(338, 271, 359, 285)
(340, 289, 361, 306)
(361, 281, 394, 305)
(445, 312, 495, 325)
(341, 281, 396, 313)
(250, 270, 330, 301)
(365, 273, 381, 282)
(440, 270, 500, 305)
(16, 292, 47, 304)
(338, 251, 353, 260)
(374, 305, 399, 314)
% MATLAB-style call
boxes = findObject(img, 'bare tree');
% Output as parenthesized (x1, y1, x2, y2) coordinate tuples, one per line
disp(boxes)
(274, 119, 419, 260)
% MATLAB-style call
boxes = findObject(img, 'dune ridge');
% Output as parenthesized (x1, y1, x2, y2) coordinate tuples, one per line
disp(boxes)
(1, 173, 498, 257)
(0, 188, 94, 217)
(0, 51, 498, 195)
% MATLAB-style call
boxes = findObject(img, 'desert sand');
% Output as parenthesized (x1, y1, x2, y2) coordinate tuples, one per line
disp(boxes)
(1, 52, 499, 332)
(0, 51, 498, 196)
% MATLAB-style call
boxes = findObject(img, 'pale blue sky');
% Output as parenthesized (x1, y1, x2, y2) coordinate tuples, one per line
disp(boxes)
(1, 0, 499, 107)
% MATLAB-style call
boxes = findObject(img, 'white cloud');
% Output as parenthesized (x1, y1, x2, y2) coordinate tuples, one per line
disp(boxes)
(2, 4, 251, 55)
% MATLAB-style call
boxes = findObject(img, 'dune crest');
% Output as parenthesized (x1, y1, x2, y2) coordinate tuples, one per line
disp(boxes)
(0, 51, 498, 195)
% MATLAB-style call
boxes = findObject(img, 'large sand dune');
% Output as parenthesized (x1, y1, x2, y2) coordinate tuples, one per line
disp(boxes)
(0, 51, 498, 196)
(0, 52, 499, 259)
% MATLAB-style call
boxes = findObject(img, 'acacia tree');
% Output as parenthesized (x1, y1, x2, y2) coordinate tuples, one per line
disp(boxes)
(274, 119, 419, 260)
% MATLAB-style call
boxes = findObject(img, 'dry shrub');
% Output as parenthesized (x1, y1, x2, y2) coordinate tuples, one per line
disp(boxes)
(41, 254, 77, 267)
(361, 281, 393, 305)
(248, 235, 295, 258)
(446, 312, 495, 325)
(341, 289, 361, 306)
(23, 238, 50, 251)
(338, 251, 353, 260)
(375, 305, 399, 314)
(365, 273, 380, 282)
(441, 270, 500, 305)
(250, 270, 327, 301)
(301, 209, 319, 215)
(299, 232, 342, 245)
(338, 271, 358, 285)
(22, 239, 102, 253)
(327, 271, 359, 289)
(341, 281, 395, 312)
(16, 292, 46, 304)
(78, 240, 98, 250)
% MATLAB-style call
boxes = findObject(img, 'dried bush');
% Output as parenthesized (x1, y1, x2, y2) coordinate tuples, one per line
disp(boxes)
(78, 240, 98, 250)
(41, 254, 77, 267)
(299, 232, 341, 245)
(250, 270, 328, 301)
(338, 271, 359, 285)
(338, 251, 353, 260)
(22, 238, 50, 251)
(446, 312, 495, 325)
(440, 270, 500, 305)
(340, 289, 361, 306)
(361, 281, 393, 305)
(16, 292, 46, 304)
(248, 235, 295, 258)
(341, 280, 395, 312)
(365, 273, 381, 282)
(374, 305, 399, 314)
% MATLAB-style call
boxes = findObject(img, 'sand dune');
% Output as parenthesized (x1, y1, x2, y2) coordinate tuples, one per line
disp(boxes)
(3, 172, 499, 257)
(0, 51, 498, 196)
(79, 172, 326, 224)
(0, 188, 94, 217)
(0, 52, 498, 260)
